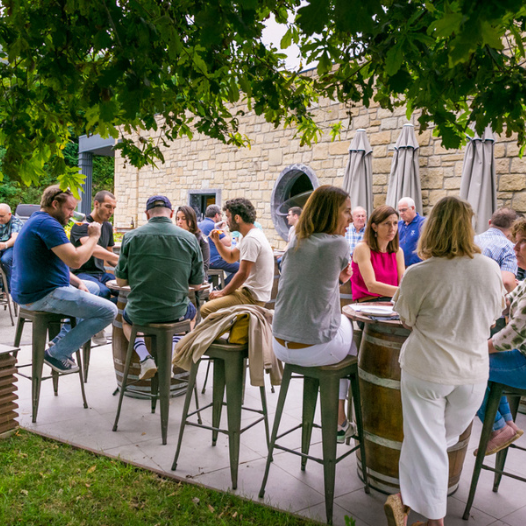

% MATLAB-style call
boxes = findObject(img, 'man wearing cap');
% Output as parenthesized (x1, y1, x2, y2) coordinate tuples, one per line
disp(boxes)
(115, 195, 204, 380)
(0, 203, 23, 291)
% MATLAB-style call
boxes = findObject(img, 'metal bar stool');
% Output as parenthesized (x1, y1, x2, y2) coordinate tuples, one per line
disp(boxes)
(172, 339, 271, 489)
(259, 355, 370, 525)
(13, 308, 88, 423)
(208, 268, 226, 289)
(0, 267, 15, 326)
(463, 381, 526, 520)
(113, 319, 196, 445)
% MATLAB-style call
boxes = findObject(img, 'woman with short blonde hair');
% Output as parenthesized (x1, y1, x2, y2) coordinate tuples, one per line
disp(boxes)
(385, 196, 506, 526)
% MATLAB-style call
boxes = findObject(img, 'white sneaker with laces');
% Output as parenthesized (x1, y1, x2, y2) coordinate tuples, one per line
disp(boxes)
(139, 356, 157, 380)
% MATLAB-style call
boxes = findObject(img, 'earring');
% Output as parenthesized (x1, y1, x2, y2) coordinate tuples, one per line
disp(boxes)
(374, 231, 377, 237)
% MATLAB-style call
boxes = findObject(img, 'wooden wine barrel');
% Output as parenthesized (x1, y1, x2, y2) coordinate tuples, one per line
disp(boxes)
(344, 305, 473, 495)
(109, 285, 189, 399)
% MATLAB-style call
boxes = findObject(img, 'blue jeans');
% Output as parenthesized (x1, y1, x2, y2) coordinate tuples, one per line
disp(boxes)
(19, 285, 117, 360)
(76, 272, 118, 304)
(477, 350, 526, 431)
(210, 259, 239, 286)
(0, 247, 14, 290)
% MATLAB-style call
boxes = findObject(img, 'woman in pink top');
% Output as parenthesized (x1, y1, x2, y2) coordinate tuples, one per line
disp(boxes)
(351, 205, 405, 302)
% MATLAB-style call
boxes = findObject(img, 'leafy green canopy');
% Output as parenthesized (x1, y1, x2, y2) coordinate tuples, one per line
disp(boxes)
(294, 0, 526, 150)
(0, 0, 525, 192)
(0, 0, 312, 190)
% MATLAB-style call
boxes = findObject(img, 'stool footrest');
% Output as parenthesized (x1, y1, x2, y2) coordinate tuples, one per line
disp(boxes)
(481, 464, 526, 484)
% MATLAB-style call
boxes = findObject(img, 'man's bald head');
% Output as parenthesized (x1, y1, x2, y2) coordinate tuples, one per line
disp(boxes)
(0, 204, 12, 225)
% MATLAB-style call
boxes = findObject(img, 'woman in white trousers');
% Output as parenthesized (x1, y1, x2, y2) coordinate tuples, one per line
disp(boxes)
(384, 196, 506, 526)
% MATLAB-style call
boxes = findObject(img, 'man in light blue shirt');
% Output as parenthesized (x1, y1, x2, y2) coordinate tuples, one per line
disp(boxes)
(398, 197, 426, 267)
(475, 207, 518, 293)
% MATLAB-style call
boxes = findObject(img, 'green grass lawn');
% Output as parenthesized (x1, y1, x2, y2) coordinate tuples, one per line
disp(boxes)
(0, 430, 318, 526)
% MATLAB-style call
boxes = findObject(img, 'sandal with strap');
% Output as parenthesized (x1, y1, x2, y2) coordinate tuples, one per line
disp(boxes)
(384, 493, 410, 526)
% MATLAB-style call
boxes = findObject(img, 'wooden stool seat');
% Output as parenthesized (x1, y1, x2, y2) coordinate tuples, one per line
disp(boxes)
(463, 381, 526, 520)
(14, 308, 88, 423)
(258, 356, 370, 525)
(113, 319, 194, 445)
(172, 340, 270, 489)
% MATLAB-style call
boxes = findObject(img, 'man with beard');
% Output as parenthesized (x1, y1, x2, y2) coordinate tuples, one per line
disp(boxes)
(11, 185, 117, 373)
(70, 190, 119, 302)
(201, 198, 274, 318)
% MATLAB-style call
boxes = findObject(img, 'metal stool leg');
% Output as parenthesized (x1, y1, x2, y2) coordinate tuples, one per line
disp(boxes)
(113, 326, 138, 432)
(350, 368, 369, 493)
(156, 330, 173, 445)
(31, 316, 48, 423)
(211, 358, 226, 446)
(201, 358, 212, 394)
(75, 348, 88, 409)
(463, 383, 503, 519)
(259, 366, 293, 498)
(223, 352, 245, 490)
(301, 376, 319, 471)
(82, 341, 91, 383)
(319, 374, 340, 525)
(171, 361, 200, 470)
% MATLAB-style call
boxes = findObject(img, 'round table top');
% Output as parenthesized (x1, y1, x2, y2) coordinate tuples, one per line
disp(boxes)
(106, 279, 210, 293)
(342, 303, 403, 327)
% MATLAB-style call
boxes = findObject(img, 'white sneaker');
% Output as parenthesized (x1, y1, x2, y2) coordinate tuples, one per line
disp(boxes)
(139, 356, 157, 380)
(91, 330, 107, 346)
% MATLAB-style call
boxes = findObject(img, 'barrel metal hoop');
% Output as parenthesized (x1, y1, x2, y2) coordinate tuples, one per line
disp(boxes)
(340, 294, 353, 299)
(364, 430, 402, 450)
(357, 459, 400, 485)
(358, 367, 401, 389)
(363, 333, 402, 350)
(447, 438, 470, 452)
(114, 320, 123, 329)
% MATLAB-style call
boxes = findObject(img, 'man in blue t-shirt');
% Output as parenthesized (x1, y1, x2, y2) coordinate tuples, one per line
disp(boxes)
(11, 185, 117, 374)
(198, 204, 239, 285)
(397, 197, 426, 267)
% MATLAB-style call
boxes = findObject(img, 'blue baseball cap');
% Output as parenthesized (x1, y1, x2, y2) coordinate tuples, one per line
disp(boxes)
(146, 195, 172, 211)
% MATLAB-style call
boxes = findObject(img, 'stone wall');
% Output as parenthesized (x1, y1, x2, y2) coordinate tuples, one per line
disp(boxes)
(114, 96, 526, 249)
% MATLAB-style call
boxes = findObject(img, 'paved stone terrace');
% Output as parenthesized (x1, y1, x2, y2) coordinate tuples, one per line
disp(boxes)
(1, 311, 525, 526)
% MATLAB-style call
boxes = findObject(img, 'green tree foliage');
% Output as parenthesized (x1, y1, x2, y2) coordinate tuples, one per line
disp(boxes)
(0, 0, 311, 189)
(0, 1, 525, 193)
(0, 140, 114, 210)
(294, 0, 526, 150)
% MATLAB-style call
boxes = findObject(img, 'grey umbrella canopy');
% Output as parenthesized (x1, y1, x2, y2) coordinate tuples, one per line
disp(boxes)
(385, 124, 422, 214)
(342, 129, 373, 214)
(459, 127, 497, 234)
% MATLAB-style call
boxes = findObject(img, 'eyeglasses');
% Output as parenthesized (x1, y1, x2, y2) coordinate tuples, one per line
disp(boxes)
(398, 207, 408, 213)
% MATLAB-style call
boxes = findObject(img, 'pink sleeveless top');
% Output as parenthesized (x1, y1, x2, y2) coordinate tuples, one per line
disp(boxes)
(351, 249, 399, 300)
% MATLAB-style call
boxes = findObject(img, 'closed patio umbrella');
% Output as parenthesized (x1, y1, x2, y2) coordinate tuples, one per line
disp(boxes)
(342, 129, 373, 214)
(459, 127, 497, 234)
(385, 124, 422, 214)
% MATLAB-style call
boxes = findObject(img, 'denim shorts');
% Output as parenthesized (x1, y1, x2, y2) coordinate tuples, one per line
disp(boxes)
(122, 301, 196, 325)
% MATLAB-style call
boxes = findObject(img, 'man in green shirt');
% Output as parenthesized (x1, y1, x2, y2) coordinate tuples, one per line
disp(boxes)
(115, 195, 204, 379)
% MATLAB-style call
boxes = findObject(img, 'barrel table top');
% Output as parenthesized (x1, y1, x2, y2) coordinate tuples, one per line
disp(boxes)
(343, 303, 402, 327)
(106, 279, 210, 294)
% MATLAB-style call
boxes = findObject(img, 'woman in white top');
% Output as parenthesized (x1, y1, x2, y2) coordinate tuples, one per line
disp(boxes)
(384, 196, 505, 526)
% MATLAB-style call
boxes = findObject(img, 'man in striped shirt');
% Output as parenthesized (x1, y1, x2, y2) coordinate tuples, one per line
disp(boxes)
(345, 206, 367, 258)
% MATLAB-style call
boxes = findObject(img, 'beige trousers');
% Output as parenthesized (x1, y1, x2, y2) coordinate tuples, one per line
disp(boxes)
(200, 287, 266, 319)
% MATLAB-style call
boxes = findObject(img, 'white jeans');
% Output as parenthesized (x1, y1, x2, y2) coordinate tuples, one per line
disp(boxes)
(399, 370, 486, 520)
(273, 315, 357, 399)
